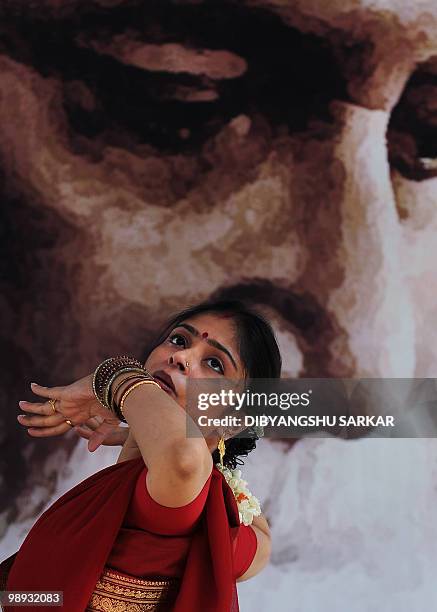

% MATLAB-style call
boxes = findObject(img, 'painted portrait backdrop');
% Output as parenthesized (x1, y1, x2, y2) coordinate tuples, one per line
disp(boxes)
(1, 1, 437, 609)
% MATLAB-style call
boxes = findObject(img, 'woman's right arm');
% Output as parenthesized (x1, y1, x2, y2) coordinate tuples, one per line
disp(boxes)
(111, 372, 213, 508)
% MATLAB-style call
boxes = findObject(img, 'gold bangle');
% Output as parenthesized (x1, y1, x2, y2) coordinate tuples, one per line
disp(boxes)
(111, 368, 156, 409)
(93, 356, 145, 407)
(119, 379, 161, 419)
(112, 375, 149, 413)
(111, 373, 145, 410)
(105, 367, 147, 409)
(93, 358, 116, 408)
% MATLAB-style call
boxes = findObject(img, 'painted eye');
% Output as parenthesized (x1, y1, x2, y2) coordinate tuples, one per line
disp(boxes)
(206, 357, 224, 374)
(169, 333, 187, 347)
(387, 62, 437, 182)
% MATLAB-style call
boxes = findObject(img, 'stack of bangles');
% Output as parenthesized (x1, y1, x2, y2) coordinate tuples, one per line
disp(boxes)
(92, 356, 161, 423)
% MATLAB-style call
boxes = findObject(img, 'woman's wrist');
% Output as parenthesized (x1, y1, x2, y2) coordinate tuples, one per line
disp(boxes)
(112, 372, 144, 407)
(92, 356, 145, 409)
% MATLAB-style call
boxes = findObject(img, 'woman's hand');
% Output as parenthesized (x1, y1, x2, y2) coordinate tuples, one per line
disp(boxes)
(74, 417, 130, 447)
(17, 374, 121, 452)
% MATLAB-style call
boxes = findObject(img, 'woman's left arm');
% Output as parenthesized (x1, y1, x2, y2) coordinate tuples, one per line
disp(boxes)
(236, 514, 272, 583)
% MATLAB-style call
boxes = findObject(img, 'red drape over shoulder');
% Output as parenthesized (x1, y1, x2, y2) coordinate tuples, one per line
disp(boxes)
(6, 457, 241, 612)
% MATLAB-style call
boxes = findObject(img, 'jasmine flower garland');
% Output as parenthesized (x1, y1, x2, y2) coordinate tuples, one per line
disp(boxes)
(215, 464, 262, 526)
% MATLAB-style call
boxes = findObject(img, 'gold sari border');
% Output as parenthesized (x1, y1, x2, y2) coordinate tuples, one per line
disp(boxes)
(86, 566, 180, 612)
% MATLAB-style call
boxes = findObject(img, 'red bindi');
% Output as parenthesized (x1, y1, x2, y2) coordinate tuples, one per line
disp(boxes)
(201, 332, 208, 338)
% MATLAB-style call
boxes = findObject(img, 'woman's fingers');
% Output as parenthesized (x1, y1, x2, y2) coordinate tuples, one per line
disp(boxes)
(17, 412, 66, 427)
(73, 417, 103, 437)
(87, 421, 118, 452)
(74, 425, 91, 439)
(18, 400, 54, 416)
(85, 416, 104, 430)
(17, 398, 68, 429)
(20, 397, 91, 425)
(18, 384, 120, 448)
(27, 422, 73, 437)
(74, 423, 128, 447)
(29, 382, 65, 399)
(73, 416, 103, 435)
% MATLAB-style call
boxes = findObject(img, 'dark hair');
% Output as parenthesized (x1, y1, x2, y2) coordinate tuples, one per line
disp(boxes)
(145, 299, 282, 469)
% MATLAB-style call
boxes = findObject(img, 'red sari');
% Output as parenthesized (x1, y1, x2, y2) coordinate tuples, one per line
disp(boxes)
(6, 457, 242, 611)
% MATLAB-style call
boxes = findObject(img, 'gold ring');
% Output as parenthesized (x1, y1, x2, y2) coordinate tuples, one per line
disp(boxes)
(65, 419, 73, 427)
(48, 398, 57, 414)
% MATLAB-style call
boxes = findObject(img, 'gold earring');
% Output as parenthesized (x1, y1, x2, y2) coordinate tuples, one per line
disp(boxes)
(217, 434, 226, 468)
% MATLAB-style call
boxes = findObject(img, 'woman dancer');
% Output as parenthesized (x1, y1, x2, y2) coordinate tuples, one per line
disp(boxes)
(5, 299, 281, 611)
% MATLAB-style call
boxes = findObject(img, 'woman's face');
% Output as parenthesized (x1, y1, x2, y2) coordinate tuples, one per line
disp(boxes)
(144, 312, 245, 411)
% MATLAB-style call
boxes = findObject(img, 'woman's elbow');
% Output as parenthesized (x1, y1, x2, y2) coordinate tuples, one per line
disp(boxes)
(236, 528, 272, 583)
(172, 439, 213, 478)
(263, 536, 272, 567)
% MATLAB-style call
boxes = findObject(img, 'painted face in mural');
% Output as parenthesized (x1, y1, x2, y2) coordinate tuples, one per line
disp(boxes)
(1, 3, 437, 587)
(1, 0, 436, 386)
